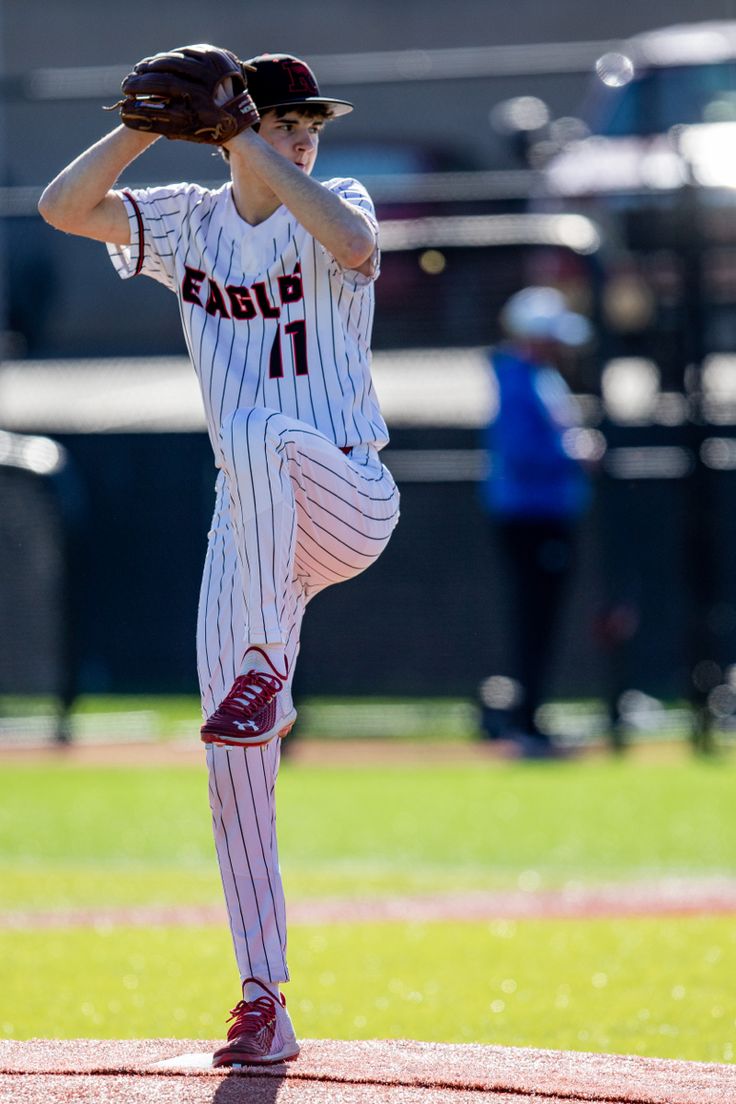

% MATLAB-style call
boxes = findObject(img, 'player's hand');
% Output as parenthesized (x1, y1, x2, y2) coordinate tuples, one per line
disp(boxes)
(110, 44, 260, 144)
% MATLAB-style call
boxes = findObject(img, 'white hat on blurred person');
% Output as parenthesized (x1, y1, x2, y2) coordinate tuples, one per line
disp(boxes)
(500, 286, 593, 347)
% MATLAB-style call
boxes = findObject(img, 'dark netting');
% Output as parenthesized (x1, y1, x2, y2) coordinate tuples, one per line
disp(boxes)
(0, 458, 73, 740)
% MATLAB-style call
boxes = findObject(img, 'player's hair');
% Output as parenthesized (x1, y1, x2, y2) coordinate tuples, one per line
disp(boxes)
(218, 103, 334, 162)
(268, 103, 335, 123)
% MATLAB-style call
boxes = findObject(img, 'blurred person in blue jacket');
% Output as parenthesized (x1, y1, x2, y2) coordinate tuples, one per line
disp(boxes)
(480, 286, 593, 758)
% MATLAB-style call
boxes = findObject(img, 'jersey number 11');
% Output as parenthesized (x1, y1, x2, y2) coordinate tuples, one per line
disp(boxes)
(269, 320, 308, 379)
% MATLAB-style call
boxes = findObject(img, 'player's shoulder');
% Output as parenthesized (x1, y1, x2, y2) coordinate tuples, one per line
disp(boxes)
(320, 177, 377, 231)
(124, 180, 228, 216)
(320, 176, 373, 202)
(320, 175, 369, 192)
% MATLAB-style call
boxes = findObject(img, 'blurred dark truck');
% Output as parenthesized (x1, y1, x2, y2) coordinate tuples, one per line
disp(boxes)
(526, 21, 736, 406)
(530, 23, 736, 744)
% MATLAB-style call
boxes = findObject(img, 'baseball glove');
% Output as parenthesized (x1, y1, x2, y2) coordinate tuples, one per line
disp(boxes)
(113, 44, 259, 144)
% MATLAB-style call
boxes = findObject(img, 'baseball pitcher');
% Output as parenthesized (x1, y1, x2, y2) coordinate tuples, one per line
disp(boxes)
(39, 45, 400, 1066)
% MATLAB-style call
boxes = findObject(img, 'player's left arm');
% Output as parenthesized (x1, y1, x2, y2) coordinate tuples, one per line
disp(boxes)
(226, 129, 377, 275)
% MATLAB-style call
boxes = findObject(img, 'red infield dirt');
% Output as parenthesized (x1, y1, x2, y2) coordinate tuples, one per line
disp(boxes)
(2, 876, 736, 930)
(2, 1037, 735, 1104)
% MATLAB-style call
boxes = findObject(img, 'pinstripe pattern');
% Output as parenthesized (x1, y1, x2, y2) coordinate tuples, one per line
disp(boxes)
(197, 431, 397, 979)
(107, 174, 399, 985)
(107, 178, 388, 463)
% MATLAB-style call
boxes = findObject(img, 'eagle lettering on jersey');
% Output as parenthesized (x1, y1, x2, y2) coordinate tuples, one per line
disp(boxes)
(278, 265, 304, 304)
(227, 285, 257, 320)
(252, 282, 280, 318)
(205, 279, 229, 318)
(181, 264, 304, 321)
(182, 266, 206, 306)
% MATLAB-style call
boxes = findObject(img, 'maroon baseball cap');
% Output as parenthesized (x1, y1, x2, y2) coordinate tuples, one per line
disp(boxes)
(243, 53, 353, 117)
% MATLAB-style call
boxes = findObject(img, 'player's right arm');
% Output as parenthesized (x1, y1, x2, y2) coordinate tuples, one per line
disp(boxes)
(38, 126, 159, 244)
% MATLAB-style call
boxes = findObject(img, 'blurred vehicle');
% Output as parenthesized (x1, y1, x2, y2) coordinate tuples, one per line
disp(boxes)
(530, 22, 736, 749)
(547, 22, 736, 193)
(535, 21, 736, 390)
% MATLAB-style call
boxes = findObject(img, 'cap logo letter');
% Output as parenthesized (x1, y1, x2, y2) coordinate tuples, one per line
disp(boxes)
(281, 59, 316, 95)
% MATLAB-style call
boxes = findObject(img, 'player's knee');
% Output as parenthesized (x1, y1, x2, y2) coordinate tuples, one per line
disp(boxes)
(219, 407, 284, 460)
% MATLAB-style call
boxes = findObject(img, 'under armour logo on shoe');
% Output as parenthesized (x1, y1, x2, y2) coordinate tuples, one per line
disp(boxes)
(200, 658, 293, 748)
(234, 719, 259, 732)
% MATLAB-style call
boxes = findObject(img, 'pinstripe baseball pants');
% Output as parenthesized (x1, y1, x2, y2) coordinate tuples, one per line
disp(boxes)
(197, 406, 400, 983)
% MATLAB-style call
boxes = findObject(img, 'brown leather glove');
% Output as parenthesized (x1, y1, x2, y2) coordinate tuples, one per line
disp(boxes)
(114, 44, 259, 144)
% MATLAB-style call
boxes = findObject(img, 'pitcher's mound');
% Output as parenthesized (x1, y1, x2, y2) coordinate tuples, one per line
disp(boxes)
(1, 1037, 733, 1103)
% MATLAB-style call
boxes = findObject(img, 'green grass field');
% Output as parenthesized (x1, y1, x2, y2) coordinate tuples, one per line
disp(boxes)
(0, 752, 734, 1062)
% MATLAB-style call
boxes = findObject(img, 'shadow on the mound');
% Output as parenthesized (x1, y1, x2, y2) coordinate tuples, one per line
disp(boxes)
(212, 1069, 286, 1102)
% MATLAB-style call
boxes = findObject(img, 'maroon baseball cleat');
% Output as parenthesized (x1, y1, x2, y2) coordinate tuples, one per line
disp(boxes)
(201, 647, 296, 748)
(212, 979, 300, 1067)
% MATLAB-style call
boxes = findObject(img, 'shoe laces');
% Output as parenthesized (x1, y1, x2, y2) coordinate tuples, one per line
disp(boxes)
(217, 670, 284, 720)
(225, 995, 276, 1041)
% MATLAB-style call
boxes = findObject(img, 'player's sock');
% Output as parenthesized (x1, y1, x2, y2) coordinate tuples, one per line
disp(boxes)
(240, 643, 287, 679)
(243, 977, 280, 1002)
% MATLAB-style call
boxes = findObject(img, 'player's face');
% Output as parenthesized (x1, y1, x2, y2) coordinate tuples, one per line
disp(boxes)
(258, 111, 324, 175)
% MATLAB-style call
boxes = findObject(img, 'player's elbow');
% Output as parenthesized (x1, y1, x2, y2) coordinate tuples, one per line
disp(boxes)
(37, 189, 56, 226)
(38, 180, 89, 234)
(337, 224, 376, 271)
(38, 183, 71, 231)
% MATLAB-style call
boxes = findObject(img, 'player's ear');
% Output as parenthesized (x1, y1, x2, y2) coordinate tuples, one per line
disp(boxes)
(255, 107, 279, 130)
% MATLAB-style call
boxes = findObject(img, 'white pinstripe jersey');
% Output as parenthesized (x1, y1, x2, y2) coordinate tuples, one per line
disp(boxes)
(107, 178, 389, 463)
